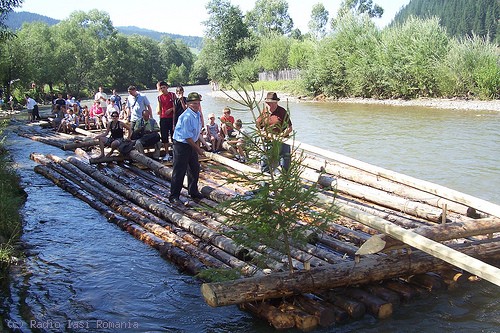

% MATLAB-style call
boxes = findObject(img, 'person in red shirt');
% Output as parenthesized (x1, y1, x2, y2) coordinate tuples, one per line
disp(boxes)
(220, 107, 235, 140)
(158, 81, 177, 161)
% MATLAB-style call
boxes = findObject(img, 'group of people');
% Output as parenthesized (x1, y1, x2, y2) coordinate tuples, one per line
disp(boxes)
(46, 84, 293, 205)
(168, 90, 293, 205)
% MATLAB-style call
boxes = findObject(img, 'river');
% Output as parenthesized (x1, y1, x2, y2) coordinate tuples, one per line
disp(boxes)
(2, 84, 499, 332)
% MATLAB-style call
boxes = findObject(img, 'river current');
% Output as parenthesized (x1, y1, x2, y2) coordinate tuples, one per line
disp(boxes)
(2, 84, 499, 332)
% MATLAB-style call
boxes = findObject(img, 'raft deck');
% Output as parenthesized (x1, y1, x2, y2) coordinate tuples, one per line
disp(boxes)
(15, 121, 500, 331)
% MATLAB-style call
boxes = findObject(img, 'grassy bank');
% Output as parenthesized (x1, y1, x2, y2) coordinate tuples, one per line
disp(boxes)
(0, 120, 25, 272)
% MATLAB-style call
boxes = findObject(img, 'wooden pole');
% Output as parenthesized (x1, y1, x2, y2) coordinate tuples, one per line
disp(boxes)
(335, 203, 500, 286)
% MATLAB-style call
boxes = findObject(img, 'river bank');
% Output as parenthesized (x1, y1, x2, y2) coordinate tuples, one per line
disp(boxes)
(208, 90, 500, 112)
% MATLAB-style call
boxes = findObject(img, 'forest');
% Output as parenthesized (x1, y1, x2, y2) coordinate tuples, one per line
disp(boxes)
(0, 0, 499, 106)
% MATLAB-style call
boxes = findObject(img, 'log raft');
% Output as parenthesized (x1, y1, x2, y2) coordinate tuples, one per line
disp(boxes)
(17, 124, 500, 331)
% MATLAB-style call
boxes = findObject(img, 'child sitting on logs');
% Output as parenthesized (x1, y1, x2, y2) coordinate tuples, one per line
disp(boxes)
(222, 119, 247, 162)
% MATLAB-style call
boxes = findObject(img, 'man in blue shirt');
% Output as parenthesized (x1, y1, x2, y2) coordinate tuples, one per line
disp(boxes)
(169, 92, 205, 204)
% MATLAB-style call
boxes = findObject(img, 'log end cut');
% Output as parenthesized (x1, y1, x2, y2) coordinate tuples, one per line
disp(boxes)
(201, 283, 219, 307)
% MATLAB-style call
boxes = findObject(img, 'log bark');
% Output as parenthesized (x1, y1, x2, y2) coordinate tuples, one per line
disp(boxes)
(293, 295, 336, 327)
(382, 280, 423, 301)
(317, 291, 366, 319)
(63, 139, 99, 151)
(342, 288, 393, 319)
(239, 302, 295, 329)
(278, 302, 319, 331)
(302, 156, 472, 216)
(406, 273, 446, 291)
(201, 240, 500, 307)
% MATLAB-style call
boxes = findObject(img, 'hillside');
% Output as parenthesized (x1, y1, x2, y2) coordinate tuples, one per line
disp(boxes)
(393, 0, 499, 43)
(6, 11, 203, 50)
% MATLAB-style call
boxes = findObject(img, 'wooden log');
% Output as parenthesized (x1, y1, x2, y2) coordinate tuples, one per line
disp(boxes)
(89, 155, 126, 164)
(438, 269, 470, 286)
(293, 140, 500, 218)
(342, 288, 393, 319)
(302, 156, 472, 216)
(200, 240, 500, 307)
(317, 290, 366, 320)
(304, 169, 445, 222)
(64, 155, 287, 272)
(357, 218, 500, 255)
(278, 302, 319, 331)
(63, 139, 99, 151)
(362, 284, 401, 306)
(293, 295, 336, 327)
(239, 302, 295, 329)
(382, 280, 423, 301)
(406, 273, 446, 292)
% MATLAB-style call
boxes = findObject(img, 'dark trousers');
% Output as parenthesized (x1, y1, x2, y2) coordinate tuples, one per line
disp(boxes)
(169, 140, 200, 199)
(260, 142, 291, 173)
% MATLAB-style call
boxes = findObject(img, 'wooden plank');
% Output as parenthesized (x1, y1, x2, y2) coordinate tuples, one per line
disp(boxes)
(336, 203, 500, 286)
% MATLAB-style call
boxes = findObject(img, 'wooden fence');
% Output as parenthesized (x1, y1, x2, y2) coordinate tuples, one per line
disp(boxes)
(258, 69, 301, 81)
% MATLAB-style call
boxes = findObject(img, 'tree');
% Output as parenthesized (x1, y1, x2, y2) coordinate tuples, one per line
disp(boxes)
(0, 0, 23, 41)
(209, 84, 338, 273)
(245, 0, 294, 36)
(308, 3, 329, 39)
(12, 22, 56, 98)
(203, 0, 251, 83)
(257, 33, 291, 71)
(288, 39, 315, 69)
(344, 0, 383, 18)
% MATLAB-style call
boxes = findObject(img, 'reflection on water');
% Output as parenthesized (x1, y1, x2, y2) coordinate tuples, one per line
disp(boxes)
(3, 85, 499, 332)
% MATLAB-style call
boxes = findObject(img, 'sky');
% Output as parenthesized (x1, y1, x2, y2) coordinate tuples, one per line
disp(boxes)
(16, 0, 411, 37)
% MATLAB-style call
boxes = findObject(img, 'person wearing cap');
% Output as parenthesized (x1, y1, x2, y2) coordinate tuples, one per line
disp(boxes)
(125, 85, 152, 130)
(169, 92, 205, 204)
(206, 112, 223, 152)
(256, 92, 293, 173)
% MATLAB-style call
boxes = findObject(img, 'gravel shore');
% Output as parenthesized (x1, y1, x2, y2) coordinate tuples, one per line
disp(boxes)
(208, 90, 500, 112)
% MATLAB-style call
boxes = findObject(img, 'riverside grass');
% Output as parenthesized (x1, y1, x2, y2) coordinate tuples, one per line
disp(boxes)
(0, 120, 24, 269)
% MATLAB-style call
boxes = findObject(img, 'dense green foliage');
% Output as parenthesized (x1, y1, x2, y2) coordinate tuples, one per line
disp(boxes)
(0, 120, 25, 268)
(0, 10, 194, 103)
(393, 0, 500, 44)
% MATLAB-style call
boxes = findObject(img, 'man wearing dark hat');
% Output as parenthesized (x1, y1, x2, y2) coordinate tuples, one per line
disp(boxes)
(169, 92, 205, 204)
(256, 91, 293, 173)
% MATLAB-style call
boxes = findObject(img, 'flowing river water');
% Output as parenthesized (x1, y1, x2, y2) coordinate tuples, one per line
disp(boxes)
(2, 85, 499, 332)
